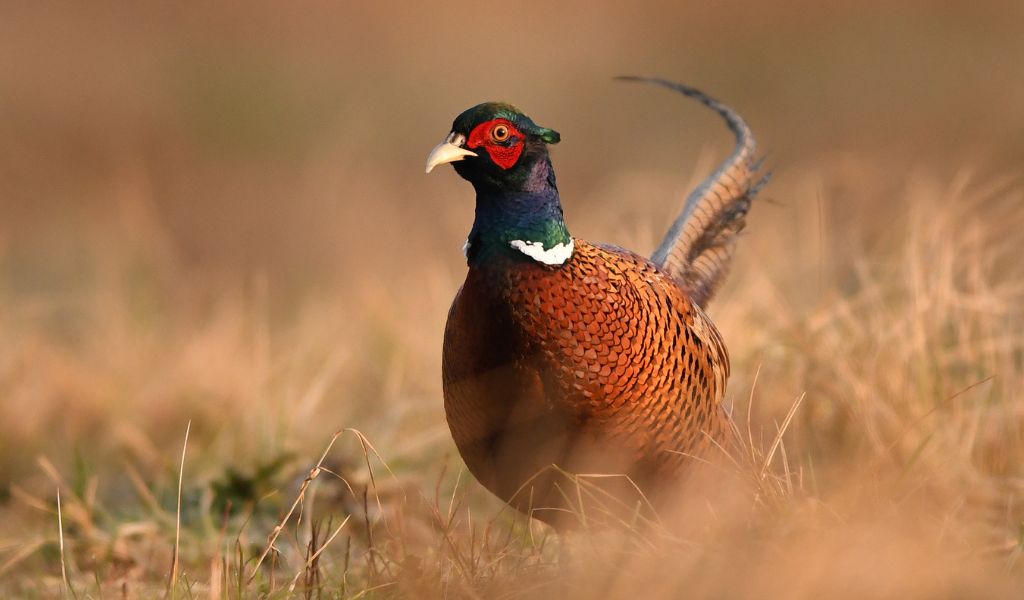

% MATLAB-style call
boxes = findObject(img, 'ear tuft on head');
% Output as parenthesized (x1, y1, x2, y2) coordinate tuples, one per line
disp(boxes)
(539, 128, 561, 144)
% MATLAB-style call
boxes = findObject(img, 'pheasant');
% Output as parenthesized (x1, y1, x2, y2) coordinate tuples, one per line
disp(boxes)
(426, 78, 767, 527)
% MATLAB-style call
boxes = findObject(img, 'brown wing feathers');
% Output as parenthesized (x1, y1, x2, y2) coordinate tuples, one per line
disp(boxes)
(617, 76, 769, 308)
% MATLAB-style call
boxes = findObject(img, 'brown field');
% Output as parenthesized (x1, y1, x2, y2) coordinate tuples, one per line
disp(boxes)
(2, 2, 1024, 598)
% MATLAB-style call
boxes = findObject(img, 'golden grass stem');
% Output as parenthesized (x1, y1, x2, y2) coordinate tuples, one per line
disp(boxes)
(760, 393, 806, 479)
(747, 362, 763, 464)
(169, 419, 191, 599)
(57, 488, 71, 599)
(286, 514, 351, 593)
(248, 429, 343, 582)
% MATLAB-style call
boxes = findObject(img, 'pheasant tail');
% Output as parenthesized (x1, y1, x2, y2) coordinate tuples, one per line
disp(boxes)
(618, 76, 769, 308)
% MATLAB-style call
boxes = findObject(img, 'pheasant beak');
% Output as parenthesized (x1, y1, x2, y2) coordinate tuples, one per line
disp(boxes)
(425, 132, 476, 173)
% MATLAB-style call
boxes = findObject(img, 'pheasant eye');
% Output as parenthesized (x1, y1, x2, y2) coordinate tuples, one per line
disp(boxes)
(491, 124, 511, 142)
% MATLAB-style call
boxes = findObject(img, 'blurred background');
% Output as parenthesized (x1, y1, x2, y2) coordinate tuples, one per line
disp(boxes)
(1, 1, 1023, 597)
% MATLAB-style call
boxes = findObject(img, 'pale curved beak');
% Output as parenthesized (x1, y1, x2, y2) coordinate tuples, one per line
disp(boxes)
(425, 132, 476, 173)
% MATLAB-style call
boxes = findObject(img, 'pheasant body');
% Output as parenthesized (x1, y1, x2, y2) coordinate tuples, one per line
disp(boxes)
(443, 241, 728, 520)
(426, 79, 766, 527)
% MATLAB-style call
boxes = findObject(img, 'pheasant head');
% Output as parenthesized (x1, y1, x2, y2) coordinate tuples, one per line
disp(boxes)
(426, 103, 572, 266)
(426, 102, 561, 192)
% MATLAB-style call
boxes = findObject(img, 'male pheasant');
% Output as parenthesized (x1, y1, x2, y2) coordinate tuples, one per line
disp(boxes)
(426, 78, 767, 527)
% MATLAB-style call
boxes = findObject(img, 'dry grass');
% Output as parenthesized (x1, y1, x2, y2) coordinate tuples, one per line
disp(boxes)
(1, 2, 1023, 598)
(3, 159, 1021, 600)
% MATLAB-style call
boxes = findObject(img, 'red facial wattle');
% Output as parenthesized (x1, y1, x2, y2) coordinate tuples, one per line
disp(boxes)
(466, 119, 525, 170)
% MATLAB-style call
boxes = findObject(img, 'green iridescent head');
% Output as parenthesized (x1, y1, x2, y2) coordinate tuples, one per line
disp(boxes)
(425, 102, 560, 191)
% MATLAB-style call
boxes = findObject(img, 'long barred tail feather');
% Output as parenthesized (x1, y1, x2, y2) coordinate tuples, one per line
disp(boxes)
(617, 76, 769, 308)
